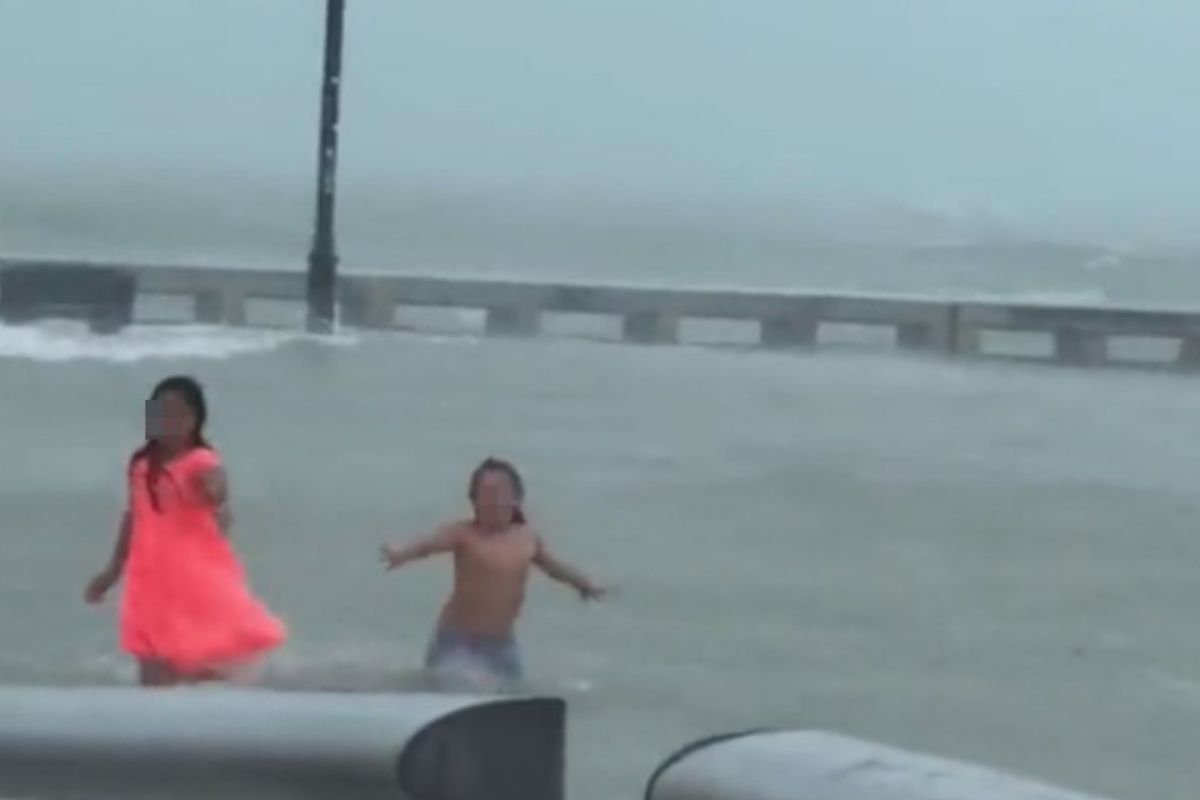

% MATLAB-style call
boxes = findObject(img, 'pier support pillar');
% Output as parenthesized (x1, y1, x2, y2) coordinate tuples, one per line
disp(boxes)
(623, 310, 679, 345)
(947, 304, 981, 356)
(1176, 336, 1200, 369)
(951, 325, 981, 356)
(485, 305, 541, 337)
(760, 305, 818, 348)
(896, 321, 950, 352)
(1055, 327, 1108, 367)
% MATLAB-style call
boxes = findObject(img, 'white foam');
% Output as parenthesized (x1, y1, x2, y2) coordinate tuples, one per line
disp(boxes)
(907, 286, 1110, 306)
(1002, 288, 1110, 306)
(1147, 668, 1200, 705)
(0, 321, 357, 363)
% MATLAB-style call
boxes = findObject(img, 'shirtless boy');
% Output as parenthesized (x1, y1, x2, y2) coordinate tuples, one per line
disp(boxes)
(380, 457, 606, 686)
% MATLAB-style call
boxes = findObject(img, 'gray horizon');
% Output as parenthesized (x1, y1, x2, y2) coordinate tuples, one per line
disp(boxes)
(2, 0, 1198, 250)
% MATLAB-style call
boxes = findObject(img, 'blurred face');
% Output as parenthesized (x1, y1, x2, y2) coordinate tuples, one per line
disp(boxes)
(472, 470, 518, 529)
(145, 390, 195, 445)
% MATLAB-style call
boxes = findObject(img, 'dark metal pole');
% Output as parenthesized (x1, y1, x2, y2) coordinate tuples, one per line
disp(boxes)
(306, 0, 346, 333)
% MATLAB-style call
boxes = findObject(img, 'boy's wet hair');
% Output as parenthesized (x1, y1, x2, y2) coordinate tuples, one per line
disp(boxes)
(468, 457, 527, 525)
(130, 375, 212, 512)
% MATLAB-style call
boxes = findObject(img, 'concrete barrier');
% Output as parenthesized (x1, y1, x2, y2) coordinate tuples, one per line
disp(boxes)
(6, 255, 1200, 371)
(645, 729, 1120, 800)
(0, 685, 565, 800)
(957, 301, 1200, 366)
(0, 262, 136, 333)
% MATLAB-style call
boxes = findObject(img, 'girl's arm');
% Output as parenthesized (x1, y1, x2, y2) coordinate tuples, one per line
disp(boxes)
(534, 536, 606, 601)
(85, 510, 132, 604)
(197, 464, 233, 533)
(381, 524, 463, 570)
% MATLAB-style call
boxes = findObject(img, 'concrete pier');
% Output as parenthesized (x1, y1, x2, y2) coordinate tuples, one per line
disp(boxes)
(4, 256, 1200, 372)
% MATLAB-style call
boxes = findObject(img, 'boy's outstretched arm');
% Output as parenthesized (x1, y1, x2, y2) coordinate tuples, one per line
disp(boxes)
(534, 536, 606, 601)
(380, 524, 462, 570)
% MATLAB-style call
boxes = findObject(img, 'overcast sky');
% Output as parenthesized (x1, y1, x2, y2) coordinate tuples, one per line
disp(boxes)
(2, 0, 1198, 244)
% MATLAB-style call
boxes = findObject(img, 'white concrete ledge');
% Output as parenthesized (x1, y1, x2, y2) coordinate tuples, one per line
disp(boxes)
(645, 729, 1121, 800)
(0, 685, 565, 800)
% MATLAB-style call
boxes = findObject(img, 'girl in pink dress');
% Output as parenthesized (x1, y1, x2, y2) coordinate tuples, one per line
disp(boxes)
(85, 376, 286, 687)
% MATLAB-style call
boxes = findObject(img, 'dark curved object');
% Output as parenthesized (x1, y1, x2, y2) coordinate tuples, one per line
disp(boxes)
(0, 685, 565, 800)
(643, 727, 777, 800)
(0, 263, 136, 334)
(398, 698, 566, 800)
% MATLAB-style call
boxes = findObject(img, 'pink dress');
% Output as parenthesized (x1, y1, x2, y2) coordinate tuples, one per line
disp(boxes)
(119, 446, 286, 674)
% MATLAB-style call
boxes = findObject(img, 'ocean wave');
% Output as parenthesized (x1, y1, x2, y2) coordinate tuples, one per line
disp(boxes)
(901, 286, 1112, 306)
(0, 321, 358, 363)
(998, 288, 1110, 306)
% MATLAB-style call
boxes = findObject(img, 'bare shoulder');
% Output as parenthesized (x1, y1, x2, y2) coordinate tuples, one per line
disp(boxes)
(519, 525, 546, 554)
(436, 520, 473, 545)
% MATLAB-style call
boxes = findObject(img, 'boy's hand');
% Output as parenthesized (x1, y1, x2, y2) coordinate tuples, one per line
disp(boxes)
(577, 581, 608, 602)
(379, 544, 404, 571)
